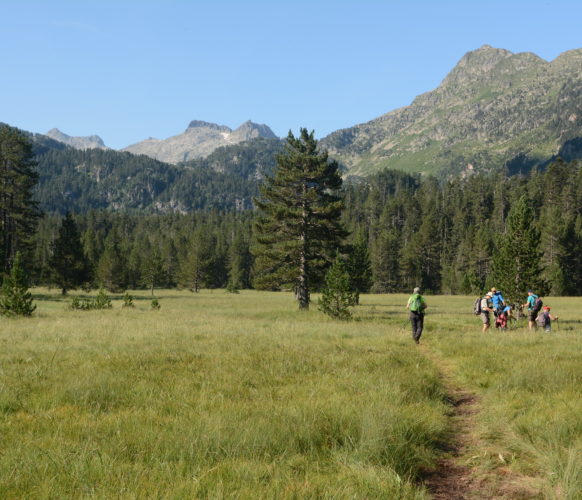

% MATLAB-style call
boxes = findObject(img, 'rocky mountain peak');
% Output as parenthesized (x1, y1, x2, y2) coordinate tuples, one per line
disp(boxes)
(45, 128, 108, 150)
(122, 119, 279, 164)
(321, 44, 582, 176)
(441, 45, 514, 87)
(187, 120, 231, 132)
(231, 121, 277, 141)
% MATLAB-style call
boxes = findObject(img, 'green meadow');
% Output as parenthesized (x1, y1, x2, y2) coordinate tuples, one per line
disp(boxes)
(0, 290, 580, 499)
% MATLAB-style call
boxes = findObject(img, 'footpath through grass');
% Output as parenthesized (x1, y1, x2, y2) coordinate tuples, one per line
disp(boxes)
(0, 290, 580, 498)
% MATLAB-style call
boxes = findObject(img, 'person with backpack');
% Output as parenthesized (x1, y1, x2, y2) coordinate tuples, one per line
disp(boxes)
(523, 290, 542, 330)
(536, 306, 558, 332)
(490, 287, 506, 317)
(479, 291, 494, 333)
(406, 287, 427, 344)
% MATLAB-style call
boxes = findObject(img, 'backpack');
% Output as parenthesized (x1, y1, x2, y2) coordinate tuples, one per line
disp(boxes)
(532, 297, 543, 313)
(473, 297, 482, 315)
(410, 294, 423, 312)
(536, 312, 547, 327)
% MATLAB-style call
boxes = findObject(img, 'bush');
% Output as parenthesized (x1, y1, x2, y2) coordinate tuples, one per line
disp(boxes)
(0, 252, 36, 317)
(70, 289, 112, 311)
(151, 298, 161, 310)
(122, 292, 135, 308)
(319, 255, 356, 320)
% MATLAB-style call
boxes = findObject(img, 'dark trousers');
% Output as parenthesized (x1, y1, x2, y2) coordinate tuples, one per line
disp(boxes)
(409, 311, 424, 341)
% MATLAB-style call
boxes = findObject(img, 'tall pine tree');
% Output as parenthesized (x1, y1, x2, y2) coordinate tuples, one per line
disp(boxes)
(253, 129, 346, 309)
(0, 126, 40, 272)
(346, 233, 372, 304)
(491, 195, 547, 302)
(49, 213, 91, 294)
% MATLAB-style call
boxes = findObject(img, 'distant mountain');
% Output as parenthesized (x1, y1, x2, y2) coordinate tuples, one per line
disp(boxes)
(122, 120, 278, 164)
(45, 128, 108, 150)
(321, 45, 582, 176)
(33, 136, 283, 214)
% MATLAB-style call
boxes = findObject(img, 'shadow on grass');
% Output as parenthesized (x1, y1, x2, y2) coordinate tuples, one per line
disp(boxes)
(33, 292, 187, 302)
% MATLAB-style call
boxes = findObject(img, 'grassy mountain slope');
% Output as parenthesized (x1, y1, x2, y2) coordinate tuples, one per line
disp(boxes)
(321, 46, 582, 176)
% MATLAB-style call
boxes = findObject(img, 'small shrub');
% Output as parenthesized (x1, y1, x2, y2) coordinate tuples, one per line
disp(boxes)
(122, 292, 135, 308)
(151, 298, 161, 310)
(70, 289, 112, 311)
(94, 289, 112, 309)
(319, 255, 356, 320)
(0, 252, 36, 317)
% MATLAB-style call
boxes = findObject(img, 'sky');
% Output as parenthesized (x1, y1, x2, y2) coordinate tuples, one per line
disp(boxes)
(1, 0, 581, 149)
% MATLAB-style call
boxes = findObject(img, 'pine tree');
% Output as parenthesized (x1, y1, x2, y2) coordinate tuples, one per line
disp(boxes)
(96, 230, 126, 292)
(0, 252, 36, 317)
(141, 250, 165, 296)
(370, 228, 401, 293)
(556, 217, 582, 295)
(227, 229, 251, 292)
(346, 234, 372, 304)
(491, 195, 547, 303)
(179, 228, 212, 292)
(0, 126, 41, 272)
(49, 213, 91, 294)
(318, 255, 356, 320)
(253, 129, 346, 309)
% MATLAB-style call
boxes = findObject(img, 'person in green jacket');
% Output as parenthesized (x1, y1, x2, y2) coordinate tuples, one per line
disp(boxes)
(406, 287, 427, 344)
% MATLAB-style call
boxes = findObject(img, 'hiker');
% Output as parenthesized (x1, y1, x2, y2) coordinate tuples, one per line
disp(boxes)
(406, 287, 427, 344)
(494, 304, 510, 331)
(537, 306, 558, 332)
(490, 287, 506, 316)
(522, 290, 542, 330)
(503, 304, 514, 325)
(480, 291, 494, 332)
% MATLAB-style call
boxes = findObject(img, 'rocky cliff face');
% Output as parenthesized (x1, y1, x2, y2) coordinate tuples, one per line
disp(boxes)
(321, 45, 582, 176)
(121, 120, 277, 164)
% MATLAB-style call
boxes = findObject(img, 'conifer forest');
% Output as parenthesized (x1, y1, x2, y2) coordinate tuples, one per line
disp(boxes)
(1, 123, 582, 300)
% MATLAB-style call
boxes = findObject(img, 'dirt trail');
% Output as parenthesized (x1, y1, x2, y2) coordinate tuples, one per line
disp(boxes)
(418, 345, 540, 499)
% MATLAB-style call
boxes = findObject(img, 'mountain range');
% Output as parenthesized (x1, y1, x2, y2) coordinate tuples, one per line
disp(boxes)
(43, 120, 278, 165)
(121, 120, 277, 163)
(4, 44, 582, 213)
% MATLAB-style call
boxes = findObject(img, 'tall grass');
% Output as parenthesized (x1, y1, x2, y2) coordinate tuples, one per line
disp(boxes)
(1, 290, 580, 498)
(1, 289, 447, 499)
(420, 295, 582, 499)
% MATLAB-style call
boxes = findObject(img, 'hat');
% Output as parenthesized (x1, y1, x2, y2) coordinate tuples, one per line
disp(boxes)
(486, 291, 493, 297)
(413, 287, 420, 294)
(543, 306, 550, 310)
(527, 289, 534, 293)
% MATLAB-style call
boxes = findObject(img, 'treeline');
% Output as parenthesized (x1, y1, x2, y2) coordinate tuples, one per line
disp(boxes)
(343, 159, 582, 295)
(31, 211, 254, 292)
(27, 158, 582, 296)
(5, 122, 582, 297)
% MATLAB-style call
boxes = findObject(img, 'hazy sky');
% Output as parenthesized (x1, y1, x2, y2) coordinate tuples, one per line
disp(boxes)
(1, 0, 580, 149)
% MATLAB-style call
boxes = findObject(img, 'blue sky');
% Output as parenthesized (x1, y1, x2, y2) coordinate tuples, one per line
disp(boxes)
(1, 0, 580, 149)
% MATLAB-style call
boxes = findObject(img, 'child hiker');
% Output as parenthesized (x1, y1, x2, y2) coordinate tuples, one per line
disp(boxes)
(537, 306, 558, 332)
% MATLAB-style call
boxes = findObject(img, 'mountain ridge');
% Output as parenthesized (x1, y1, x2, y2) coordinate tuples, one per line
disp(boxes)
(121, 120, 277, 164)
(321, 45, 582, 176)
(45, 128, 108, 150)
